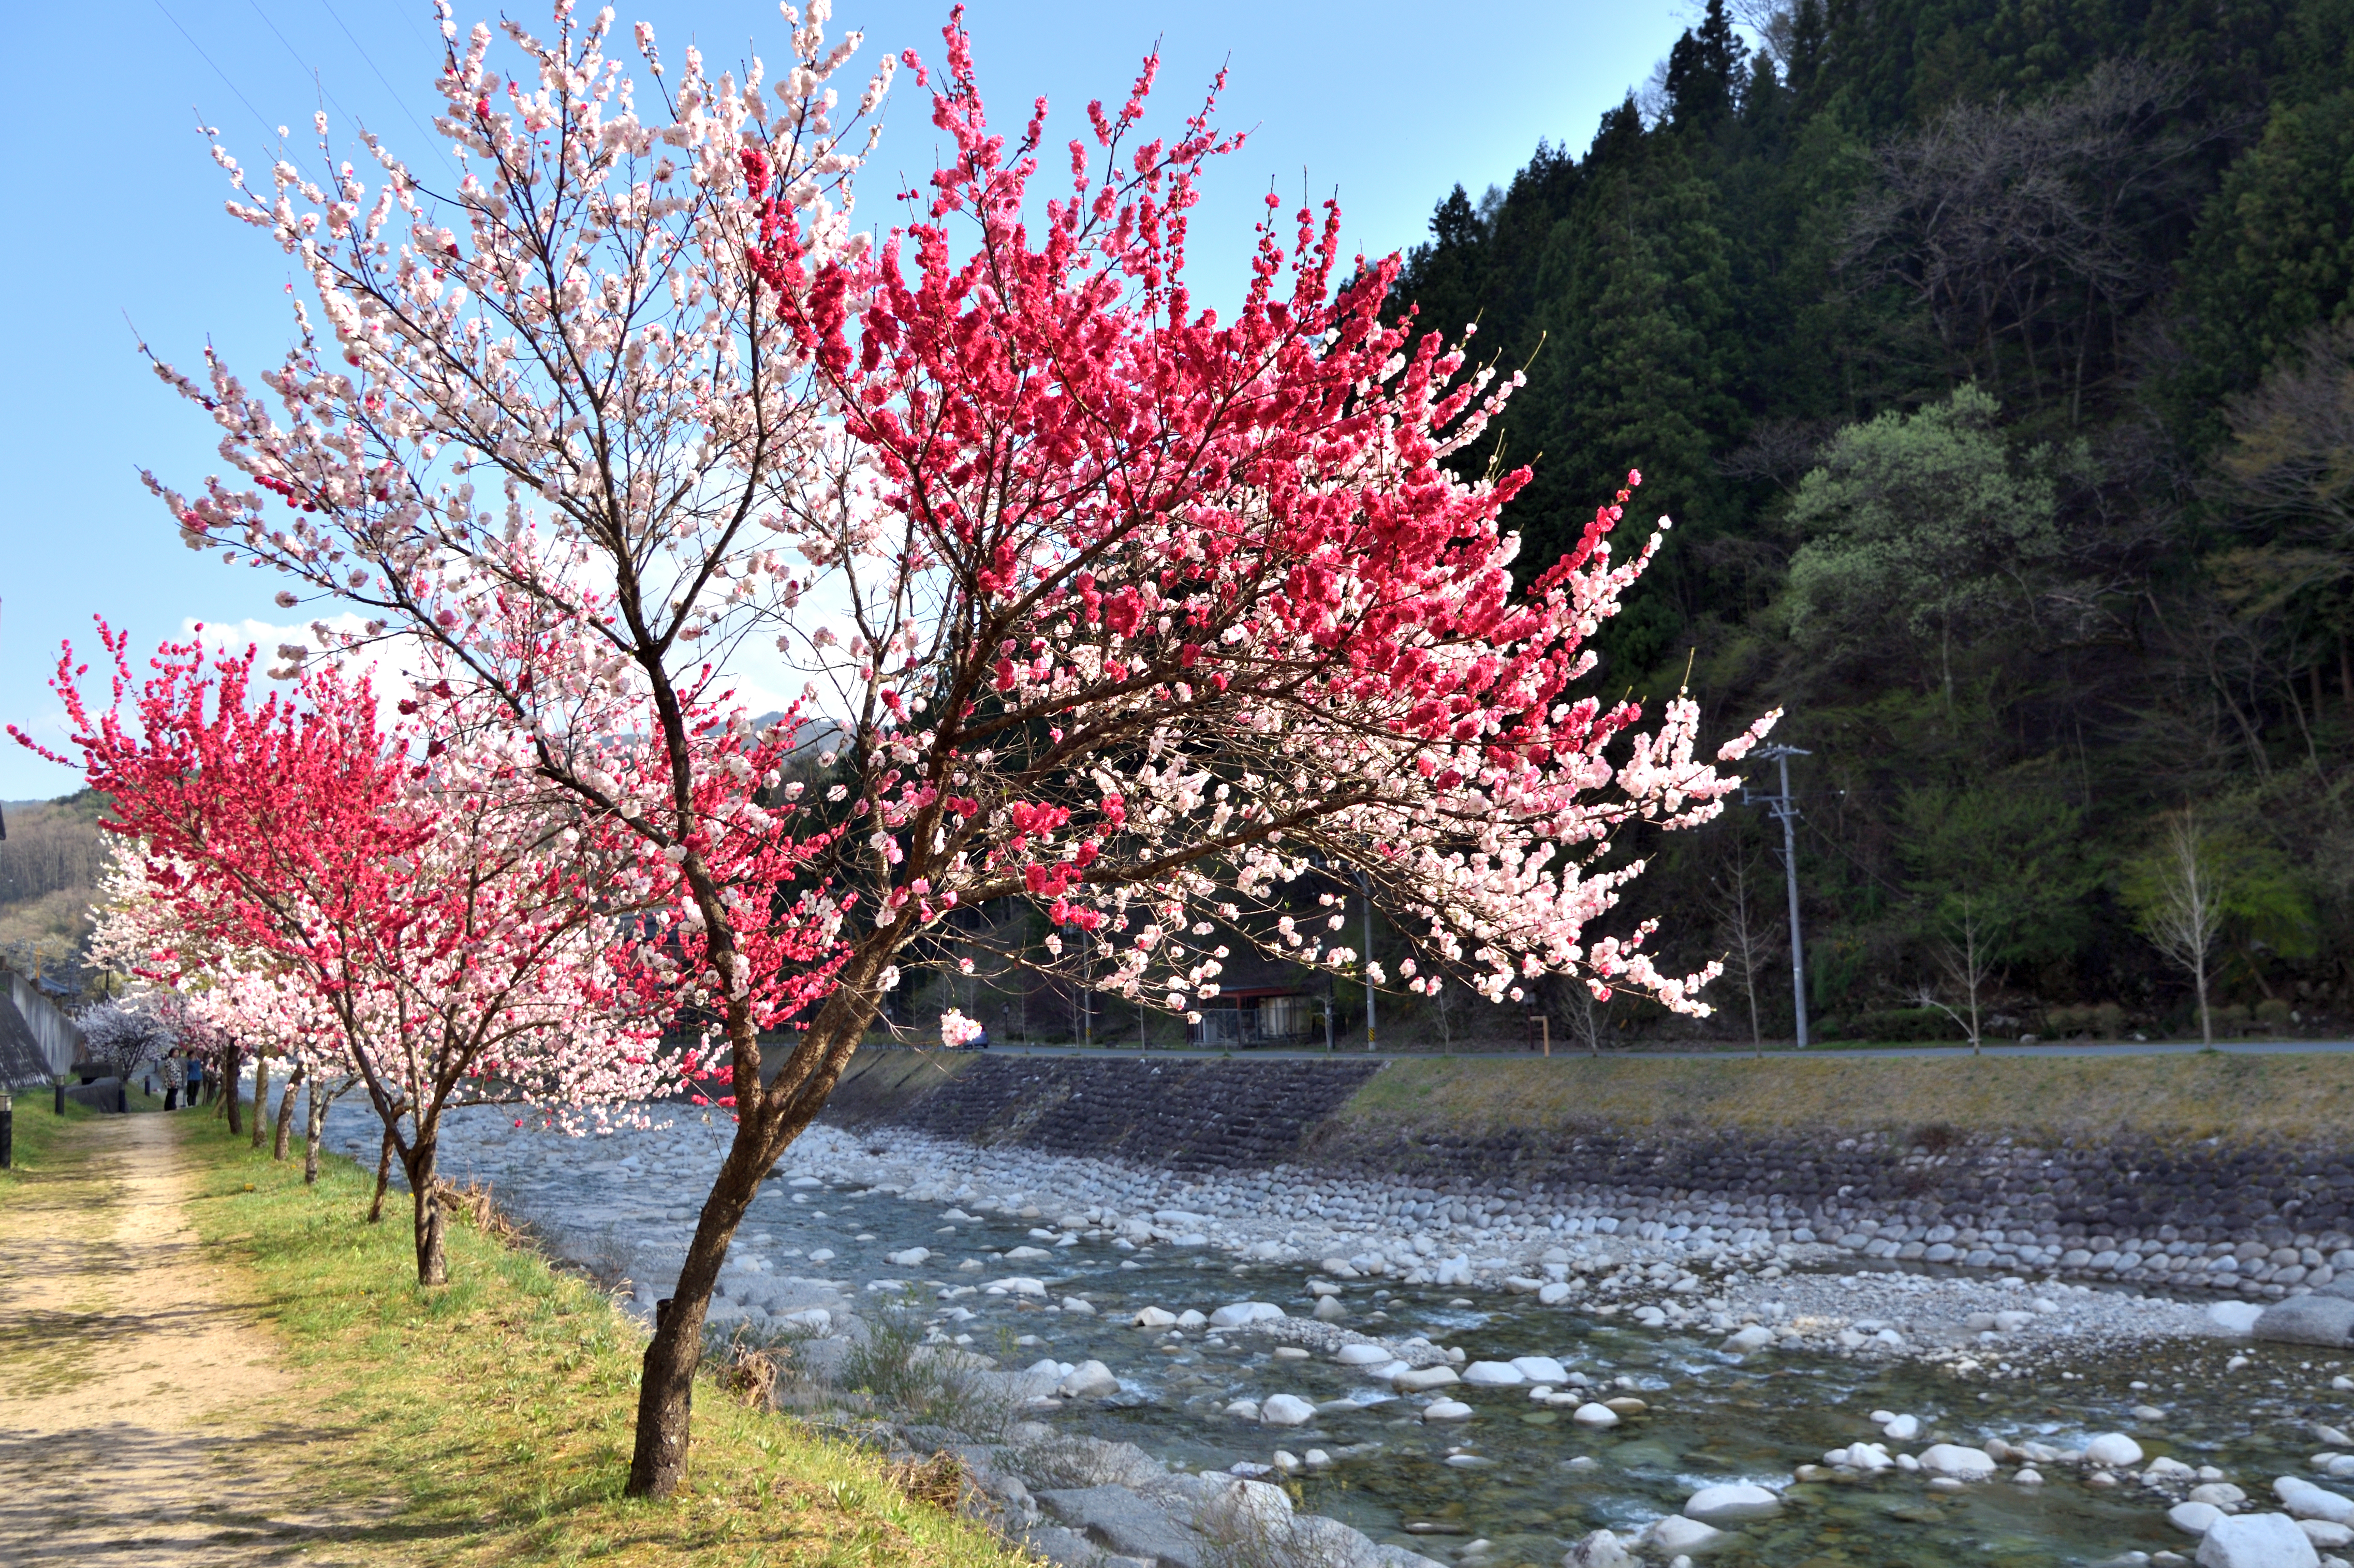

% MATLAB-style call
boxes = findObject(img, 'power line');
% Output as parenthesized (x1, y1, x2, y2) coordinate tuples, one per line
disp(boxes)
(313, 0, 463, 180)
(246, 0, 367, 139)
(148, 0, 281, 149)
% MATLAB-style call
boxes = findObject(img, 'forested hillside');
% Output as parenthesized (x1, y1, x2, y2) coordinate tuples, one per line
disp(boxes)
(0, 790, 107, 980)
(1386, 0, 2354, 1043)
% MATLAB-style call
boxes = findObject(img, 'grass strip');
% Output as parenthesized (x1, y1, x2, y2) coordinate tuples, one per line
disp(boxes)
(1336, 1051, 2354, 1140)
(174, 1113, 1034, 1567)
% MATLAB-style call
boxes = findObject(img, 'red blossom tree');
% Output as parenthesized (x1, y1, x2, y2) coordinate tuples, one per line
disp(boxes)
(19, 626, 682, 1283)
(127, 4, 1768, 1490)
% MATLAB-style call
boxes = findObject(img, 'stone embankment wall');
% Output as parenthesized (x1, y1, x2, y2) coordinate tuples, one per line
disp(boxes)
(822, 1053, 1381, 1172)
(825, 1052, 2354, 1303)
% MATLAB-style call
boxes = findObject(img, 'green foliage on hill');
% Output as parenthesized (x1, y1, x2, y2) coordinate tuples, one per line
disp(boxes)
(1385, 0, 2354, 1039)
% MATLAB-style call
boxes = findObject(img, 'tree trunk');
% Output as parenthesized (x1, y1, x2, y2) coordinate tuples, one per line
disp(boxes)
(250, 1054, 271, 1148)
(367, 1129, 394, 1224)
(223, 1044, 245, 1137)
(272, 1064, 305, 1161)
(626, 1133, 771, 1496)
(303, 1079, 326, 1185)
(2196, 953, 2213, 1047)
(403, 1140, 447, 1286)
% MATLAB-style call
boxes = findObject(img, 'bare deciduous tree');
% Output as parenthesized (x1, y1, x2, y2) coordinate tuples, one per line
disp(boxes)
(1911, 897, 1996, 1054)
(1708, 855, 1782, 1055)
(2124, 810, 2225, 1045)
(1843, 59, 2211, 420)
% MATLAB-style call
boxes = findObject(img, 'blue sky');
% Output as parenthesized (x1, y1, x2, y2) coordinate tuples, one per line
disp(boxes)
(0, 0, 1693, 798)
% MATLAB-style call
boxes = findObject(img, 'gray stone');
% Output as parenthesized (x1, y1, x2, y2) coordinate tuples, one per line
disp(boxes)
(1038, 1485, 1212, 1568)
(2256, 1297, 2354, 1348)
(2199, 1513, 2322, 1568)
(1561, 1528, 1639, 1567)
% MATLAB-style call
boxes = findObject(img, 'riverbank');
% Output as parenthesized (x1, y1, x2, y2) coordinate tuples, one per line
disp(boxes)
(360, 1098, 2354, 1568)
(15, 1110, 1031, 1568)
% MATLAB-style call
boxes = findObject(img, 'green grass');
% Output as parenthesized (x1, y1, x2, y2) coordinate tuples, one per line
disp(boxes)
(0, 1091, 119, 1186)
(1335, 1051, 2354, 1140)
(167, 1114, 1034, 1567)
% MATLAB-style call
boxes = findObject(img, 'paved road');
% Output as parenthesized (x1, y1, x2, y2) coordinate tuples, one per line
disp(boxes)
(915, 1039, 2354, 1061)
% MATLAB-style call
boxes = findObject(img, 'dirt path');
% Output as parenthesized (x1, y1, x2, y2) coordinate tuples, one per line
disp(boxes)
(0, 1113, 347, 1566)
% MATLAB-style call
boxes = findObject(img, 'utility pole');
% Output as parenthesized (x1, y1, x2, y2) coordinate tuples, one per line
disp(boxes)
(1744, 744, 1813, 1048)
(1355, 868, 1377, 1053)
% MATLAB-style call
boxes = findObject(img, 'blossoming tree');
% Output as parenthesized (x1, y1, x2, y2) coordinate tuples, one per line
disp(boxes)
(131, 3, 1767, 1491)
(23, 628, 679, 1283)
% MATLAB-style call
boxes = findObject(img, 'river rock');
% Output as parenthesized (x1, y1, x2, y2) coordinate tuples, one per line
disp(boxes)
(1336, 1343, 1393, 1367)
(1057, 1360, 1120, 1399)
(1462, 1362, 1525, 1386)
(1645, 1516, 1733, 1556)
(2175, 1502, 2228, 1535)
(1561, 1528, 1638, 1568)
(1260, 1394, 1317, 1427)
(1422, 1399, 1475, 1421)
(1920, 1444, 1998, 1480)
(1394, 1366, 1461, 1393)
(1132, 1307, 1179, 1328)
(1038, 1485, 1210, 1567)
(1684, 1483, 1783, 1525)
(885, 1247, 931, 1266)
(2198, 1513, 2322, 1568)
(1721, 1325, 1775, 1353)
(1509, 1356, 1568, 1383)
(1572, 1402, 1621, 1428)
(2212, 1301, 2268, 1334)
(2257, 1298, 2354, 1348)
(2303, 1521, 2354, 1550)
(1062, 1296, 1096, 1315)
(2278, 1478, 2354, 1524)
(1209, 1301, 1285, 1328)
(1882, 1414, 1921, 1441)
(1313, 1295, 1347, 1321)
(2086, 1433, 2146, 1468)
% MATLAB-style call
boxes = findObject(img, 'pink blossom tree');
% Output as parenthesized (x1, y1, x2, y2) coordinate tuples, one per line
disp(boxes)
(23, 628, 679, 1283)
(130, 4, 1767, 1491)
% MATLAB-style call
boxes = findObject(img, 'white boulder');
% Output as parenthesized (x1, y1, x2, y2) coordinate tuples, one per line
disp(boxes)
(1919, 1444, 1998, 1480)
(1422, 1398, 1475, 1422)
(2209, 1301, 2267, 1334)
(2277, 1477, 2354, 1524)
(885, 1247, 931, 1267)
(2174, 1502, 2227, 1535)
(1645, 1516, 1733, 1556)
(2198, 1512, 2322, 1568)
(1721, 1325, 1775, 1353)
(1056, 1360, 1120, 1399)
(1511, 1355, 1569, 1383)
(1335, 1343, 1393, 1367)
(1461, 1362, 1526, 1386)
(1131, 1306, 1179, 1328)
(1259, 1394, 1318, 1427)
(1209, 1300, 1286, 1328)
(1572, 1402, 1621, 1428)
(2085, 1433, 2146, 1468)
(1683, 1483, 1782, 1525)
(1394, 1365, 1461, 1393)
(1561, 1529, 1638, 1568)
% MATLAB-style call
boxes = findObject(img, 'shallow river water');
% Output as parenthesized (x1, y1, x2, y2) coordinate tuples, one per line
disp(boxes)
(364, 1104, 2354, 1567)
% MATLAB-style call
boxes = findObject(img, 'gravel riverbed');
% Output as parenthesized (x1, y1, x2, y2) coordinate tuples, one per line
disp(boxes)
(308, 1100, 2354, 1567)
